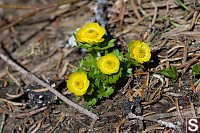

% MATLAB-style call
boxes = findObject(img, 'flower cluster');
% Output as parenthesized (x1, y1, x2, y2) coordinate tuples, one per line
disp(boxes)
(66, 22, 152, 106)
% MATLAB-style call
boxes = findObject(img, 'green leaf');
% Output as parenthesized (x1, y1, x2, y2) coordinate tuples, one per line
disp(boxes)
(76, 41, 92, 49)
(82, 54, 97, 69)
(132, 59, 144, 68)
(87, 98, 97, 106)
(92, 39, 116, 51)
(161, 65, 179, 82)
(174, 0, 190, 11)
(128, 41, 132, 51)
(127, 68, 132, 77)
(101, 87, 114, 98)
(86, 85, 94, 95)
(105, 50, 109, 55)
(120, 59, 132, 77)
(191, 63, 200, 75)
(6, 80, 15, 83)
(94, 78, 101, 88)
(110, 48, 119, 55)
(59, 100, 66, 105)
(99, 67, 123, 84)
(76, 96, 80, 101)
(147, 42, 151, 46)
(109, 67, 123, 84)
(124, 52, 130, 57)
(110, 49, 125, 61)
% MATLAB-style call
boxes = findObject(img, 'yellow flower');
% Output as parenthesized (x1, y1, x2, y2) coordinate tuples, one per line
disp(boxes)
(97, 54, 120, 74)
(129, 40, 151, 63)
(76, 23, 105, 45)
(67, 72, 89, 96)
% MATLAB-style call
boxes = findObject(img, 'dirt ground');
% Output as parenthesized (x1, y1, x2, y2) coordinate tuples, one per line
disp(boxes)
(0, 0, 200, 132)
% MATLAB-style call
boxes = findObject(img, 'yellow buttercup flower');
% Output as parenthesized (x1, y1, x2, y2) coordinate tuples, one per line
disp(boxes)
(129, 40, 151, 63)
(97, 54, 120, 74)
(76, 23, 105, 45)
(67, 72, 89, 96)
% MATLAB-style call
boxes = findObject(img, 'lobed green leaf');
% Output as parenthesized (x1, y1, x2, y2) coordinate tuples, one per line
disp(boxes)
(161, 65, 179, 82)
(191, 63, 200, 75)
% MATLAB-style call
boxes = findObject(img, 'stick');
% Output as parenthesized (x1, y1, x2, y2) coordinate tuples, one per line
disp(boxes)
(130, 0, 141, 20)
(0, 51, 98, 120)
(151, 2, 157, 26)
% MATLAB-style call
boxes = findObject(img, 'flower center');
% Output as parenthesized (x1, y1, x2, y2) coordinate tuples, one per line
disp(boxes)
(104, 60, 115, 69)
(88, 30, 94, 33)
(74, 78, 84, 90)
(86, 29, 98, 38)
(135, 47, 146, 58)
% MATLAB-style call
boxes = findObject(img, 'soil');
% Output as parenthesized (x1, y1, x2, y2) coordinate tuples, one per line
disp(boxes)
(0, 0, 200, 133)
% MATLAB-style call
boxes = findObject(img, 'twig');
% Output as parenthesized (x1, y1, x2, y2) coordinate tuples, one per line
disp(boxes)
(0, 51, 98, 120)
(190, 83, 196, 93)
(160, 57, 183, 63)
(55, 52, 64, 71)
(195, 12, 200, 24)
(182, 39, 189, 65)
(166, 106, 183, 113)
(0, 0, 79, 32)
(116, 117, 126, 133)
(0, 98, 26, 106)
(166, 45, 184, 54)
(0, 113, 5, 133)
(196, 81, 200, 93)
(119, 0, 125, 31)
(16, 106, 48, 117)
(184, 10, 194, 21)
(189, 98, 196, 117)
(141, 79, 147, 97)
(142, 127, 165, 133)
(121, 74, 133, 94)
(128, 112, 177, 129)
(167, 48, 178, 58)
(6, 92, 24, 99)
(6, 68, 21, 86)
(30, 117, 45, 133)
(130, 0, 141, 20)
(183, 56, 199, 73)
(151, 2, 157, 26)
(187, 11, 199, 30)
(49, 112, 65, 133)
(175, 98, 184, 124)
(151, 37, 168, 52)
(141, 89, 162, 105)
